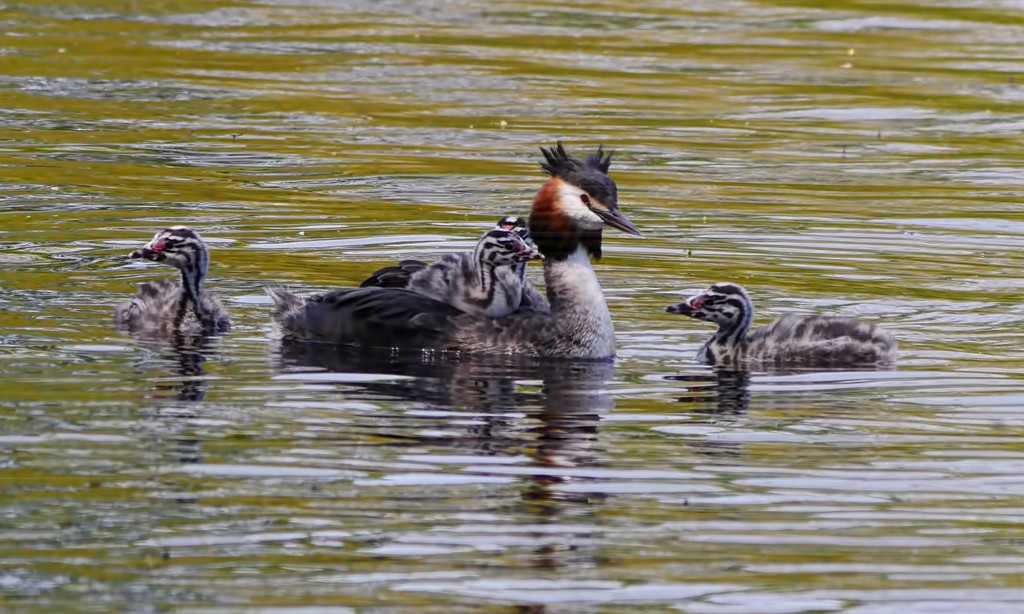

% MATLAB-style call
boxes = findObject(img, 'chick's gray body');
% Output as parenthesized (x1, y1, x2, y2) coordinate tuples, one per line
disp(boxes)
(360, 218, 550, 316)
(669, 282, 896, 369)
(701, 313, 896, 368)
(400, 229, 542, 318)
(115, 279, 229, 335)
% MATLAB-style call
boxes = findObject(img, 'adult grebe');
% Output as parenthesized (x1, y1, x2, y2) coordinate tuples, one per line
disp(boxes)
(269, 143, 641, 358)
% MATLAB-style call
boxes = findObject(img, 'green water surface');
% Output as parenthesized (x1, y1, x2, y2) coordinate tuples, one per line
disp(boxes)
(3, 0, 1024, 611)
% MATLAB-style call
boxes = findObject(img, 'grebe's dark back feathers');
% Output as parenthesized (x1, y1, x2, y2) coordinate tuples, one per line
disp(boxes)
(359, 259, 428, 288)
(271, 287, 463, 349)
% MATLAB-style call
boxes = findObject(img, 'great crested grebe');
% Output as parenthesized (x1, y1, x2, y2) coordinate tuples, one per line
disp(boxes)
(360, 216, 549, 314)
(269, 142, 642, 358)
(114, 226, 230, 335)
(665, 282, 896, 368)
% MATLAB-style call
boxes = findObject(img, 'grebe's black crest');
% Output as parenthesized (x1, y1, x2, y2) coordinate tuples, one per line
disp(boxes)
(539, 142, 618, 209)
(539, 142, 613, 176)
(585, 146, 613, 174)
(529, 142, 635, 261)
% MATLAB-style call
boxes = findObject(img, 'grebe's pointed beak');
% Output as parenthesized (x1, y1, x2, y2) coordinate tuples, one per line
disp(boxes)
(514, 241, 544, 262)
(595, 207, 642, 237)
(129, 238, 167, 261)
(665, 295, 703, 316)
(665, 301, 694, 315)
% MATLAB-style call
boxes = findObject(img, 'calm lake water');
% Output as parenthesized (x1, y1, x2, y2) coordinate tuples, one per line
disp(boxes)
(4, 0, 1024, 611)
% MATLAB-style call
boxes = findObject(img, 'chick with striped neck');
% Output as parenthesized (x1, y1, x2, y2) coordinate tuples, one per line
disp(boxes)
(492, 215, 550, 313)
(114, 226, 230, 335)
(494, 216, 532, 282)
(666, 282, 896, 368)
(404, 228, 541, 318)
(359, 216, 550, 314)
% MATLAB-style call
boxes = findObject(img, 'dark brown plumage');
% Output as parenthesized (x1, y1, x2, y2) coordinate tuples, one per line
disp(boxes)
(360, 259, 428, 288)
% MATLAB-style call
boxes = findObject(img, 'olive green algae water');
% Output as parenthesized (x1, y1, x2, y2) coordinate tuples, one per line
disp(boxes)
(4, 0, 1024, 611)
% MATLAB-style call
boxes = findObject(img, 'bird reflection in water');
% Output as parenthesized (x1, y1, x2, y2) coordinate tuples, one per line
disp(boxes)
(151, 333, 214, 404)
(135, 332, 221, 465)
(274, 340, 614, 574)
(668, 368, 752, 416)
(522, 360, 613, 572)
(665, 368, 752, 459)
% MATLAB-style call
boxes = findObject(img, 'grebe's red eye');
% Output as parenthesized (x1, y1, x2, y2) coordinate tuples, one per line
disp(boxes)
(580, 194, 591, 206)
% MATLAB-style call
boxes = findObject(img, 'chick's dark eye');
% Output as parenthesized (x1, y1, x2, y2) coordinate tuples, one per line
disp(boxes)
(580, 194, 591, 206)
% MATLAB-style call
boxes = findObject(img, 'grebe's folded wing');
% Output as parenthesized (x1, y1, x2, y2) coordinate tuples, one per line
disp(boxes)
(359, 260, 428, 288)
(279, 287, 465, 348)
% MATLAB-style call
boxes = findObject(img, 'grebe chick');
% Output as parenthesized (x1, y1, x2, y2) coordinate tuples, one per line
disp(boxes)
(114, 226, 230, 335)
(493, 215, 550, 313)
(360, 216, 532, 289)
(665, 282, 896, 368)
(403, 228, 541, 317)
(359, 216, 550, 314)
(269, 142, 642, 358)
(494, 215, 532, 281)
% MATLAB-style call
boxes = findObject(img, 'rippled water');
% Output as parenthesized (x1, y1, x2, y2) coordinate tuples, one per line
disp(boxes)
(4, 0, 1024, 611)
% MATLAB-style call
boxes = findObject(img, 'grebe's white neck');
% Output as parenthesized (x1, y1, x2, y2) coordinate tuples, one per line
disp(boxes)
(541, 244, 615, 358)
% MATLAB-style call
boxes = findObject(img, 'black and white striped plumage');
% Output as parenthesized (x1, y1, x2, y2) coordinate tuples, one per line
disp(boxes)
(270, 142, 642, 359)
(398, 228, 541, 317)
(360, 216, 549, 314)
(492, 216, 551, 313)
(494, 215, 531, 281)
(666, 282, 896, 368)
(114, 226, 230, 335)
